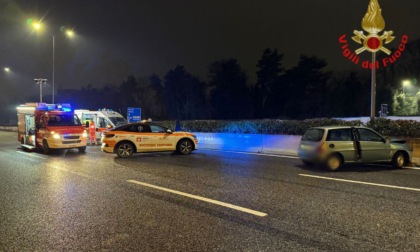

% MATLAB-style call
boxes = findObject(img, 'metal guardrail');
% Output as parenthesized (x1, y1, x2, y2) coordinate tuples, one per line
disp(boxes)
(0, 126, 18, 132)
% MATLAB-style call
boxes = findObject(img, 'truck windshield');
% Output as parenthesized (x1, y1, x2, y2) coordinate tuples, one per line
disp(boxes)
(109, 117, 127, 126)
(47, 114, 82, 126)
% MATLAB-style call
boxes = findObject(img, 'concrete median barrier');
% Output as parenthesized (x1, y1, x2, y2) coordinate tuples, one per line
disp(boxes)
(195, 133, 300, 156)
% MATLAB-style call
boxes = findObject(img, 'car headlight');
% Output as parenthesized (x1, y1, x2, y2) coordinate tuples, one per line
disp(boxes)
(53, 133, 61, 139)
(82, 131, 88, 138)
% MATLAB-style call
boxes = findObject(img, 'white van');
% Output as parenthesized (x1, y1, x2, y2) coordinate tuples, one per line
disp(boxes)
(75, 109, 127, 140)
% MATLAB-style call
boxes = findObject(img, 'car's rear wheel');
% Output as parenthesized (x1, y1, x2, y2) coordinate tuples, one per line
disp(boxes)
(177, 139, 193, 155)
(116, 142, 134, 158)
(325, 154, 342, 171)
(392, 151, 406, 169)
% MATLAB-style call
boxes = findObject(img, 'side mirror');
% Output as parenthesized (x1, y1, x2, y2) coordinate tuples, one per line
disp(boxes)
(167, 129, 173, 134)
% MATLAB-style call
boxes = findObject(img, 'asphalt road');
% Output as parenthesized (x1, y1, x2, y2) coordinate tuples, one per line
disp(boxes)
(0, 131, 419, 251)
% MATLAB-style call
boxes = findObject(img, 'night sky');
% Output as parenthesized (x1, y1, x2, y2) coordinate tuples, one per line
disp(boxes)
(1, 0, 420, 102)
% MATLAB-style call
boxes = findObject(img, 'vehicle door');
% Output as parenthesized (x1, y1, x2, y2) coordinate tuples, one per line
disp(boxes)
(25, 114, 36, 146)
(81, 113, 96, 129)
(36, 114, 48, 147)
(132, 124, 154, 152)
(356, 128, 390, 161)
(149, 124, 174, 151)
(97, 115, 112, 140)
(326, 128, 356, 162)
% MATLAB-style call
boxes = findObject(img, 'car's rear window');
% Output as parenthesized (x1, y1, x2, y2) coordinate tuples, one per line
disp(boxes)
(302, 129, 324, 142)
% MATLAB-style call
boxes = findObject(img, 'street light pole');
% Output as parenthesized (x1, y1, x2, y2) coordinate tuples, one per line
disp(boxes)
(370, 53, 377, 119)
(29, 21, 74, 104)
(52, 34, 55, 104)
(35, 78, 47, 103)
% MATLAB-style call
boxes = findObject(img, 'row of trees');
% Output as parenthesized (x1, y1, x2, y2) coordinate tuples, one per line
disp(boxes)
(3, 38, 420, 123)
(57, 53, 369, 120)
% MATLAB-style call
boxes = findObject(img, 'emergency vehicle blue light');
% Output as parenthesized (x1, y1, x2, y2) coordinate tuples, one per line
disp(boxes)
(62, 107, 72, 112)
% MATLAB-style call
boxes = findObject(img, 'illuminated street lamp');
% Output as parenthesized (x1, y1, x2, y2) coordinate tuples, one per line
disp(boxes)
(28, 19, 75, 104)
(65, 30, 75, 37)
(4, 67, 10, 73)
(402, 80, 411, 94)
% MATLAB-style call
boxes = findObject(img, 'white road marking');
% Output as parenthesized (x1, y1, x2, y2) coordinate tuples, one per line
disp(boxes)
(299, 174, 420, 192)
(127, 180, 268, 217)
(366, 163, 420, 170)
(16, 151, 48, 159)
(403, 166, 420, 170)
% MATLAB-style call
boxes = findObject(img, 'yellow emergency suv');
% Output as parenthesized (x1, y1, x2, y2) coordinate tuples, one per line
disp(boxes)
(101, 122, 198, 158)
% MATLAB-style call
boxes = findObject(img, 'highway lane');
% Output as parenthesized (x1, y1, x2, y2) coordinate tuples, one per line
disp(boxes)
(0, 131, 419, 251)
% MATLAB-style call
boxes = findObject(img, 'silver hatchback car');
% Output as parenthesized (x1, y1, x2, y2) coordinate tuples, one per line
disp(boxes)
(298, 126, 412, 171)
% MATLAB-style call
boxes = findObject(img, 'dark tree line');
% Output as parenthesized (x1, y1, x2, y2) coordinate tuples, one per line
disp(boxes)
(2, 38, 419, 124)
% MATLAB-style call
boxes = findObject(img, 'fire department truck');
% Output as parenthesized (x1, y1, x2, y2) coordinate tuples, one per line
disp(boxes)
(17, 103, 87, 153)
(75, 109, 127, 141)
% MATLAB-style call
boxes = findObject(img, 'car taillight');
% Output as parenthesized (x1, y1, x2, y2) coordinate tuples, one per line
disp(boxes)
(316, 142, 326, 153)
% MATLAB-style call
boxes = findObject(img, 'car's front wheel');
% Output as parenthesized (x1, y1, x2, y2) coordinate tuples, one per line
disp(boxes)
(177, 139, 193, 155)
(116, 142, 134, 158)
(42, 140, 50, 154)
(325, 154, 342, 171)
(392, 151, 406, 169)
(78, 146, 86, 152)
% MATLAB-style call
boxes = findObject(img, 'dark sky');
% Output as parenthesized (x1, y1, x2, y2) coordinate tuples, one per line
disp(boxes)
(1, 0, 420, 101)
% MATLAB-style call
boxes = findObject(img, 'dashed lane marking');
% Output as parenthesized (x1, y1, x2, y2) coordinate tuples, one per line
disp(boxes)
(299, 174, 420, 192)
(127, 179, 268, 217)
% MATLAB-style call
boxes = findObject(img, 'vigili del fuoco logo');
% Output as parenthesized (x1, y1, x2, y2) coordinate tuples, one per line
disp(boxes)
(339, 0, 408, 69)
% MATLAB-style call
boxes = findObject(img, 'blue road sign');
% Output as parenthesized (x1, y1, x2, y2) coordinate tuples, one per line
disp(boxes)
(127, 107, 141, 123)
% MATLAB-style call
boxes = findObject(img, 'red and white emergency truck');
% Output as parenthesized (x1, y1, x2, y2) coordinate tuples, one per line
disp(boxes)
(75, 109, 127, 141)
(17, 103, 87, 153)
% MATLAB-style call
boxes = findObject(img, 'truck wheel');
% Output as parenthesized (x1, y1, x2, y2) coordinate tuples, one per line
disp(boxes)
(42, 140, 50, 154)
(116, 142, 134, 158)
(392, 152, 406, 169)
(78, 146, 86, 152)
(177, 139, 193, 155)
